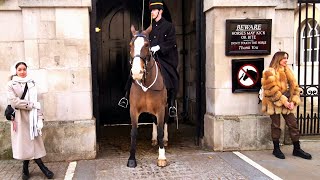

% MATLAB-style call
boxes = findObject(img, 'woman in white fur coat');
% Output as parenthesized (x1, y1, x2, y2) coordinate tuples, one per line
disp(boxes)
(7, 62, 54, 179)
(261, 51, 311, 160)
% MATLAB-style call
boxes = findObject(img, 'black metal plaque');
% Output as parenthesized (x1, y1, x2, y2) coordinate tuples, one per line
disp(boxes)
(226, 19, 272, 56)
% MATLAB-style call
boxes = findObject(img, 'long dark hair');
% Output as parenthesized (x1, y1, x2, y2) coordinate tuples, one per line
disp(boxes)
(15, 62, 27, 69)
(10, 62, 28, 80)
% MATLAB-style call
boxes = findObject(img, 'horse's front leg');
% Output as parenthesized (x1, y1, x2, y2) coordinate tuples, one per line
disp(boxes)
(127, 116, 138, 168)
(157, 114, 167, 167)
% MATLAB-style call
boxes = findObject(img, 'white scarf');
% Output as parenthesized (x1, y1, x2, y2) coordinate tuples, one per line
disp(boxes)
(12, 76, 43, 140)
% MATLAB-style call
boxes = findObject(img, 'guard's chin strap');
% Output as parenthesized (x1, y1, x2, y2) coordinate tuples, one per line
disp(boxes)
(155, 10, 160, 20)
(151, 9, 160, 26)
(153, 10, 160, 22)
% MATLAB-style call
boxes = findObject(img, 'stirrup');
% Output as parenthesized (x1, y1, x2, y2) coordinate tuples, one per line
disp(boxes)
(169, 106, 177, 117)
(118, 97, 128, 108)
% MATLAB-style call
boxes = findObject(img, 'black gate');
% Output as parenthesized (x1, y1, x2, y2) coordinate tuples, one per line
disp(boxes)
(297, 0, 320, 135)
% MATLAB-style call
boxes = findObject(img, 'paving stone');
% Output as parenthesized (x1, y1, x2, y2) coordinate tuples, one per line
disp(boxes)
(0, 160, 68, 180)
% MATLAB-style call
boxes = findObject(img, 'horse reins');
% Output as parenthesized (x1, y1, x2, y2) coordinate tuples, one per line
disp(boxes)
(135, 60, 159, 92)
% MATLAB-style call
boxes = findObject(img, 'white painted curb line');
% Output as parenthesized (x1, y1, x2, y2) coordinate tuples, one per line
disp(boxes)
(233, 151, 282, 180)
(64, 161, 77, 180)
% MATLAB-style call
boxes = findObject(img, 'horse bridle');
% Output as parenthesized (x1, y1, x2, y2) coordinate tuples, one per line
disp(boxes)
(130, 33, 151, 65)
(130, 33, 159, 92)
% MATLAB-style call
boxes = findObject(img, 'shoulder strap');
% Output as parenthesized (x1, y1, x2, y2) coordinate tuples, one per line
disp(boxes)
(21, 83, 28, 100)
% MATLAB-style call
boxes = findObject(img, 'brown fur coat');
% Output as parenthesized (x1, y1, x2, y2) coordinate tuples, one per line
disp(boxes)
(261, 66, 301, 115)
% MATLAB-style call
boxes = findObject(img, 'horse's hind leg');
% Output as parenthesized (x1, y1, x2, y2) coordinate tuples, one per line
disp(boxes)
(152, 123, 158, 146)
(127, 118, 138, 168)
(163, 106, 169, 147)
(152, 120, 168, 147)
(163, 123, 168, 147)
(157, 114, 167, 167)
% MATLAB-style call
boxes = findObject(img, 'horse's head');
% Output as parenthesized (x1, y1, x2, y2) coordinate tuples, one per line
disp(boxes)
(130, 25, 152, 81)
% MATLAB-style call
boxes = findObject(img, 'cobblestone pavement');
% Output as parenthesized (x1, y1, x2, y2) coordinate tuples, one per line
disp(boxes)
(0, 124, 319, 180)
(0, 151, 270, 180)
(0, 160, 68, 180)
(73, 151, 270, 180)
(75, 125, 270, 180)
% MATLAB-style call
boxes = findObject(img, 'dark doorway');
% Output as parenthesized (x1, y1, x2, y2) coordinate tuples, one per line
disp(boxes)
(97, 5, 132, 125)
(91, 0, 205, 144)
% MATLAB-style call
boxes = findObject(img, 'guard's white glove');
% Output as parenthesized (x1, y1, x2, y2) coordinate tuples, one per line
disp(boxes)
(150, 45, 160, 53)
(33, 102, 41, 109)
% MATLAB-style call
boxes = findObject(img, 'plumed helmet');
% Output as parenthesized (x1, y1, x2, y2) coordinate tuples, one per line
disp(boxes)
(149, 0, 163, 10)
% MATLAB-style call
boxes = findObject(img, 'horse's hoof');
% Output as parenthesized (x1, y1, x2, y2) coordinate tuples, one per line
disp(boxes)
(164, 140, 168, 147)
(157, 159, 167, 167)
(127, 159, 137, 168)
(151, 140, 158, 146)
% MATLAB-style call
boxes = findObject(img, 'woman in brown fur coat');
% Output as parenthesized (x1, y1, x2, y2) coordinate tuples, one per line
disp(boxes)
(261, 51, 311, 160)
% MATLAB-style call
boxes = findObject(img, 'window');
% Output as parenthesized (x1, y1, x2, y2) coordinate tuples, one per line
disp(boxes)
(301, 19, 320, 62)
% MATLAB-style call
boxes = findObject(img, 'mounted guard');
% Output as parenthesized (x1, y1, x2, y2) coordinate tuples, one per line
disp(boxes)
(118, 0, 179, 118)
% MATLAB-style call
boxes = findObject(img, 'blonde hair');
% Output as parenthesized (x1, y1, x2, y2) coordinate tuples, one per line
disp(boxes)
(269, 51, 289, 70)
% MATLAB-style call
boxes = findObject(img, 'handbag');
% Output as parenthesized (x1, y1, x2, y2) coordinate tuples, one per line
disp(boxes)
(4, 83, 28, 121)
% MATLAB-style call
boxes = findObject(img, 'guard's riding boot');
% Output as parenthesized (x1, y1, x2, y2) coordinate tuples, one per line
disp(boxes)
(292, 141, 312, 159)
(272, 140, 285, 159)
(168, 89, 177, 117)
(22, 160, 30, 180)
(34, 158, 54, 179)
(118, 91, 129, 108)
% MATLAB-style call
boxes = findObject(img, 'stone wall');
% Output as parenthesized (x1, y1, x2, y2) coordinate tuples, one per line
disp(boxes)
(203, 0, 296, 150)
(204, 115, 274, 151)
(0, 0, 95, 161)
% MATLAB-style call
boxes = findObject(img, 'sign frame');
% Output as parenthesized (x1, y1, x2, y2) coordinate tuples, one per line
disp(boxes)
(232, 58, 264, 93)
(226, 19, 272, 56)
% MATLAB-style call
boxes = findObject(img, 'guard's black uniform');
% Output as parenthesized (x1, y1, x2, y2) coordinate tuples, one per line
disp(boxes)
(149, 18, 179, 92)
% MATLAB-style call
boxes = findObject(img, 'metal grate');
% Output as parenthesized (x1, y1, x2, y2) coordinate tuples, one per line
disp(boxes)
(297, 0, 320, 135)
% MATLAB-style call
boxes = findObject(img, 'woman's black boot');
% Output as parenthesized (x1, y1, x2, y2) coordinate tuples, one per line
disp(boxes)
(292, 141, 312, 159)
(22, 160, 30, 180)
(34, 158, 54, 179)
(272, 140, 285, 159)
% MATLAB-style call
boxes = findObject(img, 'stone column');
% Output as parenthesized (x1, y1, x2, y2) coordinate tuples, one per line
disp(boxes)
(0, 0, 96, 161)
(203, 0, 296, 151)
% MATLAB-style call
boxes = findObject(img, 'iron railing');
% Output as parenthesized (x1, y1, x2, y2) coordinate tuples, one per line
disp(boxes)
(297, 0, 320, 135)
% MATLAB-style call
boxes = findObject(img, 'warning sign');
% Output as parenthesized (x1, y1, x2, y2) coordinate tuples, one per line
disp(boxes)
(232, 58, 264, 93)
(238, 64, 259, 87)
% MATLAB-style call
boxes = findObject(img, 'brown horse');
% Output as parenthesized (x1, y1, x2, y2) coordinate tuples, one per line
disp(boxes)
(127, 25, 168, 168)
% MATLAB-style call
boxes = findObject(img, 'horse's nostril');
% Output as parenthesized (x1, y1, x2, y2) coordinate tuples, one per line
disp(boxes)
(132, 73, 143, 80)
(132, 70, 143, 75)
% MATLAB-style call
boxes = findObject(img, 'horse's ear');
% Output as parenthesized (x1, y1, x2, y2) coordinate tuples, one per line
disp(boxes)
(144, 25, 152, 35)
(131, 25, 136, 36)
